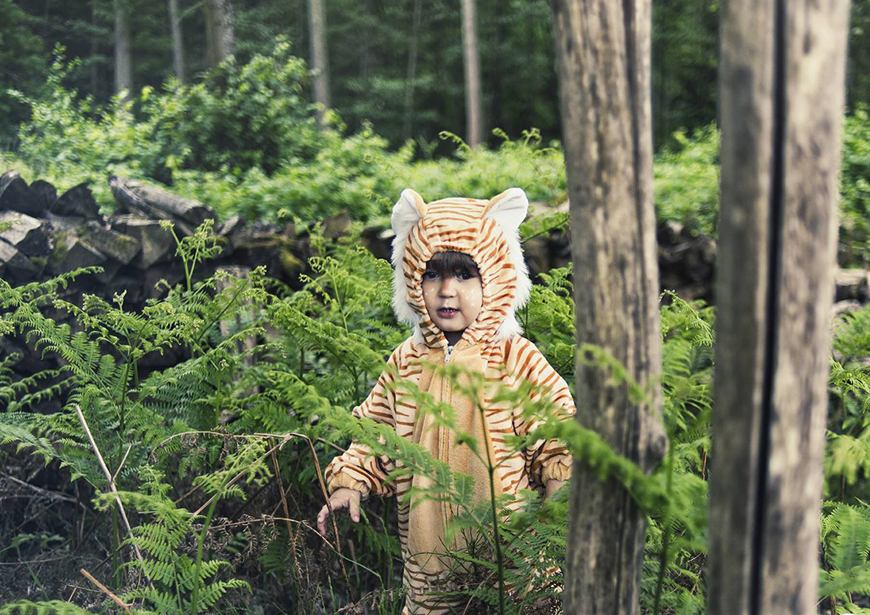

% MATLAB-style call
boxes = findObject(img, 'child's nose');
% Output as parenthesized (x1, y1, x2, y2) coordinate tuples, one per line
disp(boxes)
(439, 277, 458, 295)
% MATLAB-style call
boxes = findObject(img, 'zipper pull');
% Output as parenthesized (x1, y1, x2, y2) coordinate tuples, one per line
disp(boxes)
(445, 345, 455, 363)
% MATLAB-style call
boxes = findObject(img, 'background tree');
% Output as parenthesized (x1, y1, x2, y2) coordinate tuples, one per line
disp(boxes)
(205, 0, 236, 68)
(307, 0, 331, 120)
(114, 0, 132, 97)
(4, 0, 870, 151)
(461, 0, 483, 146)
(168, 0, 186, 83)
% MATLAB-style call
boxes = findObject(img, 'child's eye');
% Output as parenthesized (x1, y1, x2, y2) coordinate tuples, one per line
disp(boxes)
(423, 271, 438, 280)
(458, 272, 475, 280)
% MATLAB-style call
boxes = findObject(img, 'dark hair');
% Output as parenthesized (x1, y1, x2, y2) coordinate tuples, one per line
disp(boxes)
(425, 251, 480, 278)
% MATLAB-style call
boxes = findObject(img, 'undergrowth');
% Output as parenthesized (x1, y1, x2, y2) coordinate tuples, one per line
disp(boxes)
(0, 214, 869, 614)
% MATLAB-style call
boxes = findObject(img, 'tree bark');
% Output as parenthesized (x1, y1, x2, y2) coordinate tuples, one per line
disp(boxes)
(708, 1, 851, 615)
(403, 0, 423, 140)
(307, 0, 332, 122)
(90, 0, 100, 96)
(114, 0, 132, 98)
(168, 0, 186, 83)
(550, 1, 666, 613)
(205, 0, 235, 69)
(461, 0, 483, 147)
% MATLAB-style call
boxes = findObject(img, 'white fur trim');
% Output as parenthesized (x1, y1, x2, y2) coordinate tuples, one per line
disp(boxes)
(391, 190, 426, 326)
(494, 313, 523, 341)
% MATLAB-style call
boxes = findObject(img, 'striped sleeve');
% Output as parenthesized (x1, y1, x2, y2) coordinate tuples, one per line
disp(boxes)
(508, 338, 576, 487)
(324, 350, 399, 498)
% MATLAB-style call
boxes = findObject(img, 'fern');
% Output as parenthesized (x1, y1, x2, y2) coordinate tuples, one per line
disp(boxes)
(0, 602, 95, 615)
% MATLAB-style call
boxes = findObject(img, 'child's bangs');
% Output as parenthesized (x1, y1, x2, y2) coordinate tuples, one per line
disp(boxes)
(425, 251, 480, 277)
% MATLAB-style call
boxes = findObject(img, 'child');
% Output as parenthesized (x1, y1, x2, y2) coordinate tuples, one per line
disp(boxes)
(317, 188, 575, 613)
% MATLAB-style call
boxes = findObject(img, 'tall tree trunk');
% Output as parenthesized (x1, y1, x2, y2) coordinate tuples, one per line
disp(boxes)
(90, 0, 100, 96)
(403, 0, 423, 140)
(708, 1, 851, 614)
(205, 0, 235, 69)
(461, 0, 483, 147)
(308, 0, 332, 121)
(114, 0, 132, 99)
(168, 0, 186, 83)
(551, 1, 666, 613)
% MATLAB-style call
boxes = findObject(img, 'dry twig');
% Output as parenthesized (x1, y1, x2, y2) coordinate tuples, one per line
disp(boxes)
(79, 568, 133, 614)
(74, 404, 149, 580)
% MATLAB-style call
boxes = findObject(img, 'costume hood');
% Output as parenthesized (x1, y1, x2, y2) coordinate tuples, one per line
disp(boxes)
(390, 188, 532, 349)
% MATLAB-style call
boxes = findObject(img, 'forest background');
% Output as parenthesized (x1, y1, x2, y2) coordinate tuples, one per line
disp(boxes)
(3, 0, 870, 614)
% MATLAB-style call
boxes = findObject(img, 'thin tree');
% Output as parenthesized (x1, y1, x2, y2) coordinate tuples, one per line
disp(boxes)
(308, 0, 332, 121)
(168, 0, 186, 83)
(403, 0, 423, 140)
(114, 0, 132, 99)
(551, 0, 666, 613)
(90, 0, 101, 96)
(205, 0, 235, 68)
(461, 0, 483, 147)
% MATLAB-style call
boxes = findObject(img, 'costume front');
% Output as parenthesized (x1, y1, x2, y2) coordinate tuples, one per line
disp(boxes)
(324, 188, 575, 614)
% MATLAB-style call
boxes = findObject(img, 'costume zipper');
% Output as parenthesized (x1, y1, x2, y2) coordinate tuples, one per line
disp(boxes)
(445, 345, 455, 363)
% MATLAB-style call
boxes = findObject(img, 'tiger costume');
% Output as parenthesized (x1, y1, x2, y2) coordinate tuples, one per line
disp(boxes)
(324, 188, 575, 614)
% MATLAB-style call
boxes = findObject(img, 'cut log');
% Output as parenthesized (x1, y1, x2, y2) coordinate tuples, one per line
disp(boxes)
(76, 221, 141, 265)
(218, 214, 244, 237)
(51, 236, 106, 274)
(29, 180, 58, 211)
(835, 268, 869, 302)
(0, 172, 44, 217)
(0, 241, 39, 282)
(52, 182, 101, 219)
(111, 215, 175, 269)
(0, 212, 50, 257)
(108, 175, 215, 229)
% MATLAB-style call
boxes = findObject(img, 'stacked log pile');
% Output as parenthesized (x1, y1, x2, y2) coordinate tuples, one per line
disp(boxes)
(0, 169, 866, 381)
(0, 172, 311, 304)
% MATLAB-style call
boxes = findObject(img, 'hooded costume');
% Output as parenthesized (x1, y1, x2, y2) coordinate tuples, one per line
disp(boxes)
(324, 188, 575, 614)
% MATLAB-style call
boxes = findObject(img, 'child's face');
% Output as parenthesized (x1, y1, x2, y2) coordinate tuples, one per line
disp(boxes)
(421, 263, 483, 345)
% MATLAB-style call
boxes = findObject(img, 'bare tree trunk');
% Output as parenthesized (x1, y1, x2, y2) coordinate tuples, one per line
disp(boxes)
(461, 0, 483, 147)
(205, 0, 235, 68)
(551, 1, 666, 613)
(308, 0, 332, 122)
(90, 0, 100, 96)
(168, 0, 186, 83)
(114, 0, 132, 99)
(403, 0, 423, 140)
(708, 1, 851, 614)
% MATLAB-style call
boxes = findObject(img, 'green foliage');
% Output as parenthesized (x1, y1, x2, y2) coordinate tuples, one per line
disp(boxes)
(0, 602, 94, 615)
(100, 465, 253, 614)
(840, 107, 870, 265)
(0, 0, 47, 146)
(4, 203, 870, 613)
(653, 126, 721, 239)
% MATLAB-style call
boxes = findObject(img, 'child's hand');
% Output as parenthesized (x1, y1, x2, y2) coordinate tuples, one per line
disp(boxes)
(545, 479, 566, 499)
(317, 487, 362, 536)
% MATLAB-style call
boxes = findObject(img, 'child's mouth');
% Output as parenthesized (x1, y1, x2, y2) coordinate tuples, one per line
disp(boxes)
(437, 308, 459, 318)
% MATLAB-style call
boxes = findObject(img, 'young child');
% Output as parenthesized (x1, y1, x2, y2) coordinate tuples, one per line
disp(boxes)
(317, 188, 575, 613)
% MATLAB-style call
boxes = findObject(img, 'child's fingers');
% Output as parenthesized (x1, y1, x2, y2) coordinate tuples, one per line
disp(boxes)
(349, 496, 360, 523)
(316, 504, 329, 535)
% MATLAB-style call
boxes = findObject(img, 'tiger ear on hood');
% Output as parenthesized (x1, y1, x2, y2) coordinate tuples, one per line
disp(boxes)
(483, 187, 529, 234)
(391, 189, 427, 237)
(485, 188, 533, 341)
